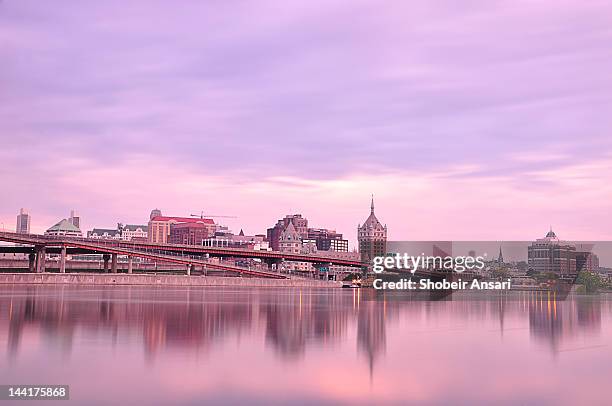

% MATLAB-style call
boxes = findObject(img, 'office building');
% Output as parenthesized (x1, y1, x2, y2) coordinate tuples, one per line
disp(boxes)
(358, 196, 387, 263)
(148, 216, 215, 244)
(16, 208, 31, 234)
(527, 229, 576, 275)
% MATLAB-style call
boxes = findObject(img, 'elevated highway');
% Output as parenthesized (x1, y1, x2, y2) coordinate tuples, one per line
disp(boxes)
(0, 231, 365, 279)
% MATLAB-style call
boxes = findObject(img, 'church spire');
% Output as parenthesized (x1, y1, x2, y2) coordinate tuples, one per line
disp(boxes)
(371, 194, 375, 215)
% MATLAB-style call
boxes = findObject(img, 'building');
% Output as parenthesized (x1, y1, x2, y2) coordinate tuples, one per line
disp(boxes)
(148, 217, 171, 243)
(168, 222, 213, 245)
(88, 228, 121, 239)
(202, 229, 270, 250)
(307, 228, 349, 252)
(358, 196, 387, 263)
(497, 246, 504, 264)
(267, 214, 308, 251)
(86, 224, 148, 241)
(267, 214, 350, 253)
(148, 216, 215, 244)
(279, 221, 301, 254)
(120, 224, 148, 241)
(150, 209, 162, 220)
(527, 229, 576, 275)
(68, 210, 80, 229)
(16, 208, 30, 234)
(279, 221, 312, 273)
(45, 218, 83, 237)
(575, 245, 600, 273)
(321, 249, 362, 279)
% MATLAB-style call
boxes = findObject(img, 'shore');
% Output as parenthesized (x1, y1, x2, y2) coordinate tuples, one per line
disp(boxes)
(0, 273, 342, 288)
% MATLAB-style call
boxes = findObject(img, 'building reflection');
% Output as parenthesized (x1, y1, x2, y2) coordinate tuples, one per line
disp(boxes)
(0, 286, 605, 373)
(528, 291, 602, 353)
(357, 290, 386, 380)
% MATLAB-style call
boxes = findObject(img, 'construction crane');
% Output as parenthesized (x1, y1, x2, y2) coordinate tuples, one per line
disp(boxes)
(190, 211, 238, 219)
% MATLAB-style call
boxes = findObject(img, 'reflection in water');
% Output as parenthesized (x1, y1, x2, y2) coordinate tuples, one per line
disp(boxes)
(1, 286, 611, 405)
(358, 296, 386, 381)
(528, 291, 603, 353)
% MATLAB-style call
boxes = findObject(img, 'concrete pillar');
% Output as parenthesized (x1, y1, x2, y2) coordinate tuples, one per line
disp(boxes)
(202, 265, 207, 276)
(127, 256, 133, 274)
(60, 246, 67, 273)
(111, 253, 118, 273)
(36, 246, 46, 273)
(28, 253, 36, 273)
(186, 264, 191, 276)
(103, 254, 110, 272)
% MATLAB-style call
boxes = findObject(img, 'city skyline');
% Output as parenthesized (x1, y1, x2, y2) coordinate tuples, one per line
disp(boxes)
(2, 1, 612, 241)
(1, 200, 610, 249)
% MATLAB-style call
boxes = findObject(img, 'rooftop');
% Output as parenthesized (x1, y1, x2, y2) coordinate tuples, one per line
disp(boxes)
(123, 224, 148, 231)
(47, 219, 81, 233)
(150, 216, 214, 224)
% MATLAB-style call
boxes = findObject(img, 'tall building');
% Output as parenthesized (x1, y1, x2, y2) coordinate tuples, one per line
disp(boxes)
(16, 208, 31, 234)
(527, 229, 576, 275)
(358, 196, 387, 263)
(267, 214, 308, 251)
(68, 210, 80, 229)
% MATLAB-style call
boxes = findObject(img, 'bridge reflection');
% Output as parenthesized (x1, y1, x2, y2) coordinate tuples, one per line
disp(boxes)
(0, 287, 608, 374)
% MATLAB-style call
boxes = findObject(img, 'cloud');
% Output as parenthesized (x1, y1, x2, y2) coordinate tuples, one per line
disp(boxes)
(1, 0, 611, 239)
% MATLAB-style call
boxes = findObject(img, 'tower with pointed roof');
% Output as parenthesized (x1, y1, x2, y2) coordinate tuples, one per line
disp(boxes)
(279, 220, 314, 274)
(497, 246, 504, 264)
(357, 195, 387, 263)
(279, 220, 301, 254)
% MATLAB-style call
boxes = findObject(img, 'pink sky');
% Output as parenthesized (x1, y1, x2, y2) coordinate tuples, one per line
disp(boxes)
(1, 0, 611, 243)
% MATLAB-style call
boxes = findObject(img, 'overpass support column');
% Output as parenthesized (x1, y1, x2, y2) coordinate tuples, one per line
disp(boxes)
(59, 245, 67, 273)
(111, 253, 118, 273)
(28, 253, 36, 273)
(36, 246, 46, 273)
(278, 259, 285, 274)
(103, 254, 110, 272)
(265, 258, 282, 273)
(127, 256, 133, 274)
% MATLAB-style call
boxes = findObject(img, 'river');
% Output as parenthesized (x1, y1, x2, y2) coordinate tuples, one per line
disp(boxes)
(0, 285, 611, 405)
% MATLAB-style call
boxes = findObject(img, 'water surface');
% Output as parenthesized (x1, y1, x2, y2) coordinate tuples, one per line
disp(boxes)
(0, 285, 611, 405)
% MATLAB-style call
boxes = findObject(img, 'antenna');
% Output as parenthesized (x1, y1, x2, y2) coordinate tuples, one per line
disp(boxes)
(190, 211, 238, 219)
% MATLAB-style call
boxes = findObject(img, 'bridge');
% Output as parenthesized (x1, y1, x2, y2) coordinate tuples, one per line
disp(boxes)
(0, 231, 365, 279)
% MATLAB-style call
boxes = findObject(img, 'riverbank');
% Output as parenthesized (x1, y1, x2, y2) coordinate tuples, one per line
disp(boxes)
(0, 273, 342, 288)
